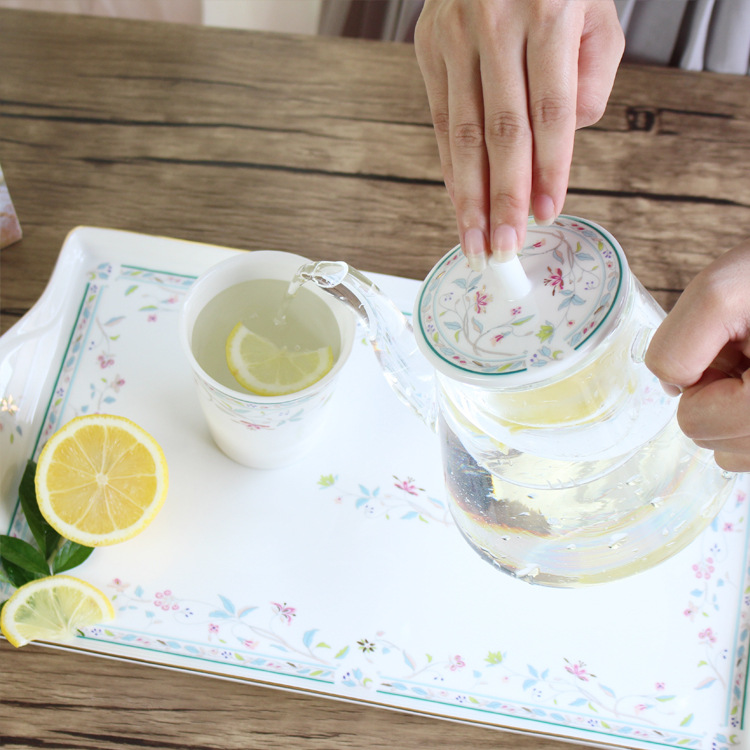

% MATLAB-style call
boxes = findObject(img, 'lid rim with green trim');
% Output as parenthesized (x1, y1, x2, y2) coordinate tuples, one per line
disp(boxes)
(413, 216, 628, 388)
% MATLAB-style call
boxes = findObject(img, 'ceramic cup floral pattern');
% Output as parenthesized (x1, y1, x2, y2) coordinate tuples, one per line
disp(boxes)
(193, 375, 333, 432)
(180, 250, 356, 469)
(416, 216, 624, 383)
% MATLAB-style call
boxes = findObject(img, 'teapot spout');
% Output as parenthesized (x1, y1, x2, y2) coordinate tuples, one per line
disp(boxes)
(295, 261, 438, 431)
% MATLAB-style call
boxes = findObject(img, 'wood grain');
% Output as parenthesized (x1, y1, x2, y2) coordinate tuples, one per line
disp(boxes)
(2, 8, 750, 750)
(3, 8, 750, 336)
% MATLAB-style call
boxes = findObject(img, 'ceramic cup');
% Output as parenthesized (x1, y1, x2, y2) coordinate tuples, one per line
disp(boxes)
(180, 251, 356, 469)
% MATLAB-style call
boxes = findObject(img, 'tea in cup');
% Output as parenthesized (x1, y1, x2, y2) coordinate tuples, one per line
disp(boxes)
(180, 251, 356, 468)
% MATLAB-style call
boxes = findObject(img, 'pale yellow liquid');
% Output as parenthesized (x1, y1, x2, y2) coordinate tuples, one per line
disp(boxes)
(442, 417, 735, 586)
(191, 279, 340, 394)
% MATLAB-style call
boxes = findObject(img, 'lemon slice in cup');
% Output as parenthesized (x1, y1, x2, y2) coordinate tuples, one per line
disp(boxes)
(35, 414, 169, 547)
(225, 322, 334, 397)
(1, 575, 114, 648)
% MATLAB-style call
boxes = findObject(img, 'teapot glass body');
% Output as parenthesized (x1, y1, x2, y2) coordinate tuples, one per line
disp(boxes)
(297, 216, 736, 586)
(434, 272, 733, 586)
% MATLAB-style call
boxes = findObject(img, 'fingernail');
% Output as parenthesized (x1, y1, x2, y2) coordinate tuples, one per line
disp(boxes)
(661, 382, 683, 397)
(491, 224, 518, 263)
(464, 227, 487, 272)
(532, 194, 556, 226)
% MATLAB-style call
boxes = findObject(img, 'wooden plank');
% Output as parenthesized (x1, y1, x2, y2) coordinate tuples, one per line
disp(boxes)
(0, 645, 577, 750)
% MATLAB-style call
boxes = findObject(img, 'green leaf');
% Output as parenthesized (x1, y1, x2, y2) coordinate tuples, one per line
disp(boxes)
(535, 324, 554, 343)
(18, 460, 60, 558)
(485, 650, 504, 665)
(0, 565, 12, 586)
(0, 535, 50, 576)
(52, 539, 95, 574)
(0, 556, 41, 588)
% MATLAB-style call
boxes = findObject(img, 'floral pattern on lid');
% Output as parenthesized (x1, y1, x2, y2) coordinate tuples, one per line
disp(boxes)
(415, 216, 625, 385)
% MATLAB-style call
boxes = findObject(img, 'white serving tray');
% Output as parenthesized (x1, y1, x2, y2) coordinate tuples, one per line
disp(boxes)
(1, 227, 749, 750)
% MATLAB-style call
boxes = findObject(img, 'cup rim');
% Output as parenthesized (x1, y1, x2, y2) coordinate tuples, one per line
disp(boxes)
(180, 250, 356, 404)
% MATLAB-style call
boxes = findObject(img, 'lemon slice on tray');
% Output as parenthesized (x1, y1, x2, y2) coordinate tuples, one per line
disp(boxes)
(35, 414, 169, 547)
(1, 575, 114, 648)
(225, 322, 333, 397)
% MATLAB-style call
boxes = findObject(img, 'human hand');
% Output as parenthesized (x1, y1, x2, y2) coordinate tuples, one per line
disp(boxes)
(414, 0, 624, 270)
(645, 241, 750, 472)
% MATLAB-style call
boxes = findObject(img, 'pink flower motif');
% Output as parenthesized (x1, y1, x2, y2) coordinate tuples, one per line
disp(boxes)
(243, 639, 258, 650)
(112, 376, 126, 392)
(272, 601, 296, 624)
(699, 627, 717, 643)
(684, 602, 697, 620)
(724, 522, 734, 532)
(241, 421, 271, 431)
(692, 557, 715, 580)
(449, 655, 466, 671)
(147, 314, 157, 323)
(565, 660, 590, 681)
(737, 491, 746, 505)
(543, 266, 565, 295)
(154, 589, 180, 612)
(655, 682, 665, 691)
(493, 333, 504, 344)
(208, 623, 220, 634)
(635, 704, 649, 713)
(97, 353, 114, 369)
(511, 307, 522, 316)
(394, 477, 419, 496)
(473, 287, 492, 314)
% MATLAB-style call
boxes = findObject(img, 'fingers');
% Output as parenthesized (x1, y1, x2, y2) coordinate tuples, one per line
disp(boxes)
(524, 8, 581, 231)
(479, 21, 531, 261)
(448, 46, 491, 270)
(678, 369, 750, 440)
(415, 1, 490, 271)
(645, 241, 750, 390)
(414, 5, 454, 201)
(416, 0, 623, 268)
(576, 1, 625, 129)
(675, 357, 750, 473)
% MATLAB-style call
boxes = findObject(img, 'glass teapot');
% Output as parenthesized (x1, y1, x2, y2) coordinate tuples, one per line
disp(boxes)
(295, 216, 735, 587)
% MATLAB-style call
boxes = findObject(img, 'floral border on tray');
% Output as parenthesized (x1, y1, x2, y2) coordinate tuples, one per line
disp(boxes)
(2, 259, 749, 750)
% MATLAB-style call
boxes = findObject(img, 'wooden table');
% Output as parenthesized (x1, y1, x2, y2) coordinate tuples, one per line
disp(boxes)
(2, 8, 750, 749)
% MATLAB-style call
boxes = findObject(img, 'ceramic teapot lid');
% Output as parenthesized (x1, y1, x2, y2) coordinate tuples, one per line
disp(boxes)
(414, 216, 627, 387)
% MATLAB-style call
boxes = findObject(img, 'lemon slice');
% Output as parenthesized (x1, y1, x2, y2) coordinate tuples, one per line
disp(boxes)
(226, 322, 334, 396)
(1, 575, 114, 648)
(35, 414, 169, 546)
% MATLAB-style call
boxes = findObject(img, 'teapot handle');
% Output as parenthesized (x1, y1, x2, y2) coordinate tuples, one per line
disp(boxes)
(630, 326, 655, 365)
(295, 261, 438, 432)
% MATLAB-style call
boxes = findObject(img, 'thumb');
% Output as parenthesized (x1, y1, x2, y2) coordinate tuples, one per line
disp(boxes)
(645, 243, 750, 390)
